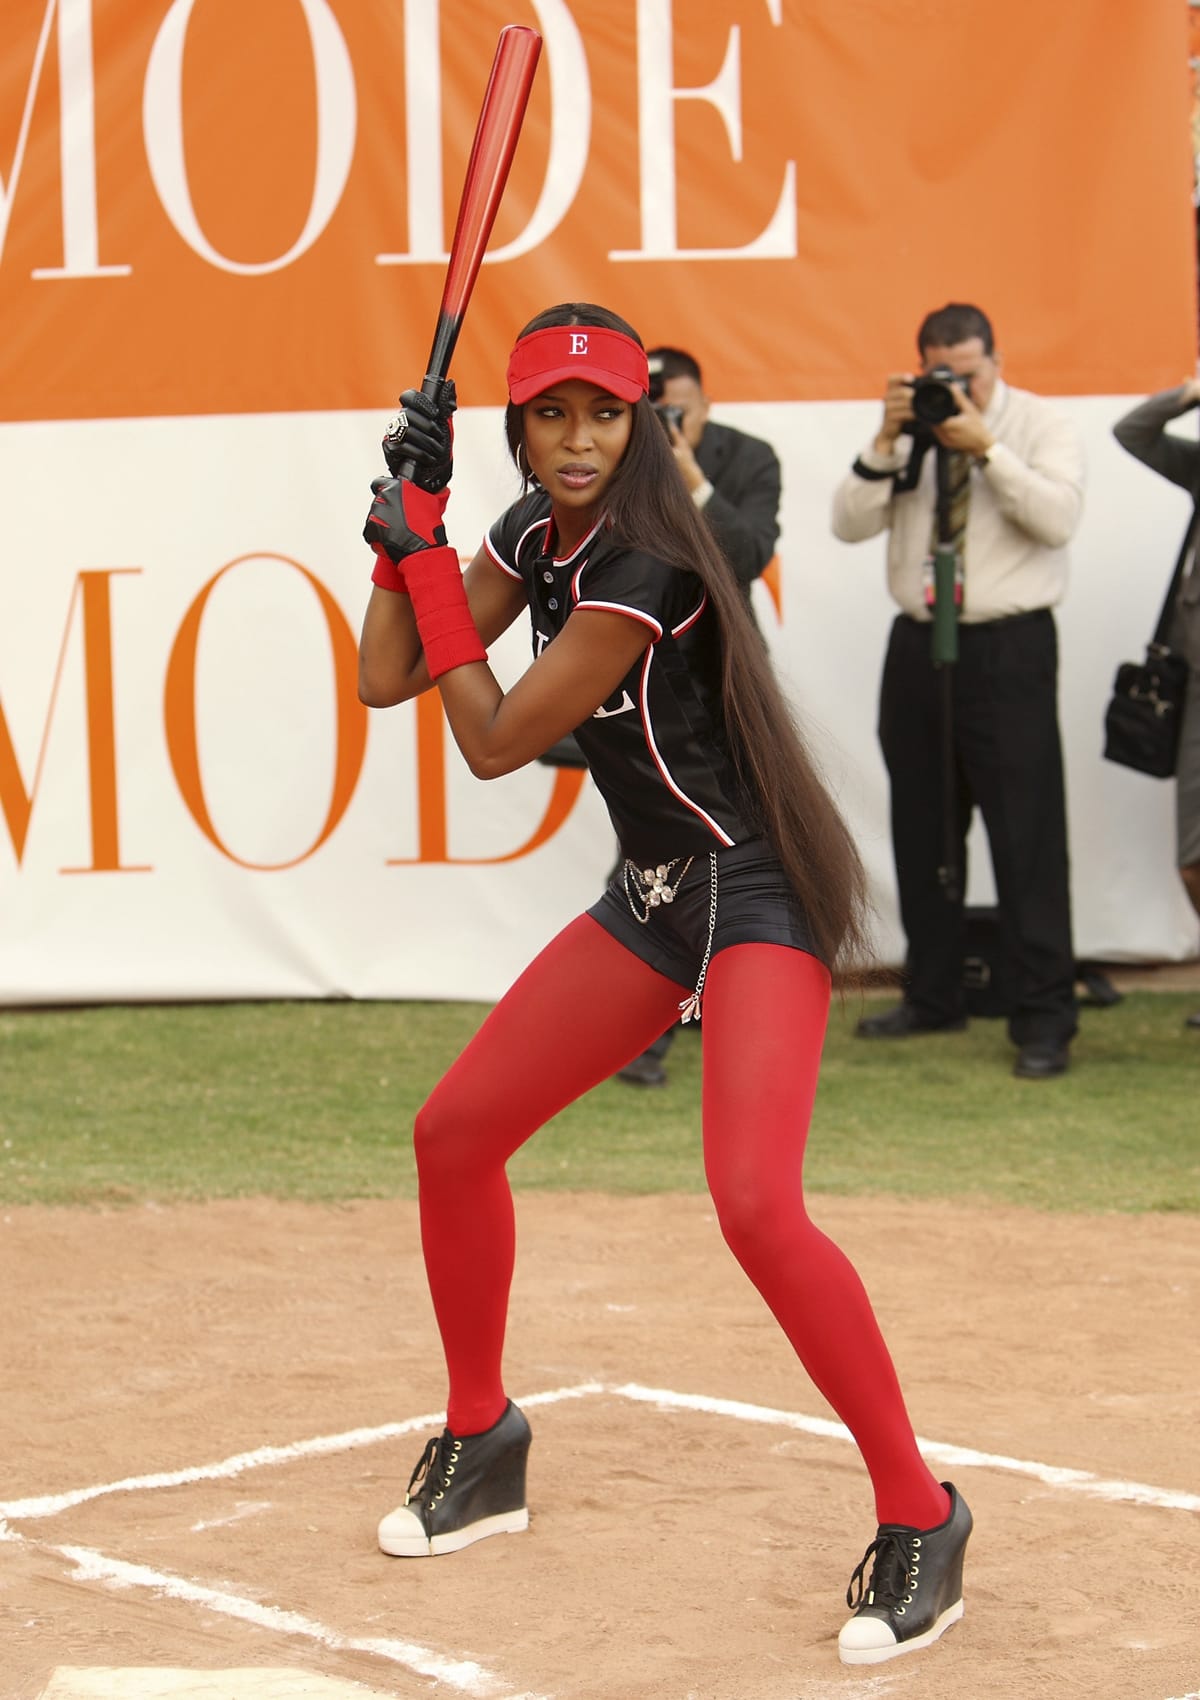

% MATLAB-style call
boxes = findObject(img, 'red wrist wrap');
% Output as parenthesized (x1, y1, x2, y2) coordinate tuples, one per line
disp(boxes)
(370, 546, 409, 594)
(406, 545, 487, 679)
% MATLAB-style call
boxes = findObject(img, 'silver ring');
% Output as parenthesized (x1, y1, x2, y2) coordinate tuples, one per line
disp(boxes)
(384, 410, 408, 444)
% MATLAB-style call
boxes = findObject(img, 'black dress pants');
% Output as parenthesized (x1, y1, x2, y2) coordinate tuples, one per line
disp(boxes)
(878, 611, 1078, 1047)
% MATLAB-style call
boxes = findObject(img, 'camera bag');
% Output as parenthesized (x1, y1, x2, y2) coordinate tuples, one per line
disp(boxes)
(1102, 500, 1195, 779)
(962, 905, 1014, 1018)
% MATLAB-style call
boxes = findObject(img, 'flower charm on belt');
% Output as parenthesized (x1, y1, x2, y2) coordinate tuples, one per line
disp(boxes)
(622, 856, 693, 924)
(643, 864, 675, 906)
(620, 851, 717, 1022)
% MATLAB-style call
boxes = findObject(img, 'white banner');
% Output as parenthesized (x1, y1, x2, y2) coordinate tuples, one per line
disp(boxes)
(2, 396, 1196, 1005)
(3, 0, 1196, 1001)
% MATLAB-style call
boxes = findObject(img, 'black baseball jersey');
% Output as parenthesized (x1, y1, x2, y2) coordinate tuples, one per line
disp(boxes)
(485, 491, 759, 864)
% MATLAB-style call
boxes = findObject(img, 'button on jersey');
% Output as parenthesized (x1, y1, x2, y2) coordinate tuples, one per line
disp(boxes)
(485, 491, 757, 863)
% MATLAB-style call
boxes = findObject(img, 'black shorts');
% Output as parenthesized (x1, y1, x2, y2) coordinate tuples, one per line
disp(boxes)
(587, 836, 820, 988)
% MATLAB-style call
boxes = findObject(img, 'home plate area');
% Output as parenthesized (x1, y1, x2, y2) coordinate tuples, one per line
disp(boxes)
(4, 1194, 1197, 1700)
(36, 1676, 392, 1699)
(8, 1379, 1199, 1700)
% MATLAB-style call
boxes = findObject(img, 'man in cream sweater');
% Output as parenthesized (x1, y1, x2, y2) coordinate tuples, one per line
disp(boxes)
(831, 302, 1086, 1079)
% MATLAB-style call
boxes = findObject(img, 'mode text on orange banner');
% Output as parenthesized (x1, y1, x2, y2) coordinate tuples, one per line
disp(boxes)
(1, 0, 1194, 420)
(0, 555, 585, 873)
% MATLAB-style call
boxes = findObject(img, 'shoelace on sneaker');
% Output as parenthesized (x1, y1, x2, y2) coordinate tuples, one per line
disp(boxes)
(404, 1431, 462, 1510)
(845, 1528, 922, 1615)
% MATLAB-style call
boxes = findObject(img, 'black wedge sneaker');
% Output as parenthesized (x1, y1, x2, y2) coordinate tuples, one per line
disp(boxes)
(377, 1400, 532, 1557)
(838, 1482, 972, 1664)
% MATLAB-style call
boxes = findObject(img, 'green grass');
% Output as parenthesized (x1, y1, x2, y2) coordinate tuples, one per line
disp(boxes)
(0, 994, 1196, 1212)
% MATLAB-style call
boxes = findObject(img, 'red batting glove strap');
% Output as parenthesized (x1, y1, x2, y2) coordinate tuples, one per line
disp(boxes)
(369, 545, 409, 594)
(405, 545, 487, 679)
(363, 477, 450, 562)
(401, 479, 451, 540)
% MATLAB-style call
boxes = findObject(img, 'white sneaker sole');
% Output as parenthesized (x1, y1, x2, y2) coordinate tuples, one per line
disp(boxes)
(838, 1597, 963, 1665)
(378, 1506, 529, 1558)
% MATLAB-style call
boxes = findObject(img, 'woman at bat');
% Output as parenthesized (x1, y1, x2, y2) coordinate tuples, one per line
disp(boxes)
(357, 302, 971, 1666)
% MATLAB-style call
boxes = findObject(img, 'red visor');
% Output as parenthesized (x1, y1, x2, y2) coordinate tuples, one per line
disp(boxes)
(506, 325, 650, 405)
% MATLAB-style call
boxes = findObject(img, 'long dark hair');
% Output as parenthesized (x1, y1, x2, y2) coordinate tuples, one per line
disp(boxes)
(505, 302, 869, 973)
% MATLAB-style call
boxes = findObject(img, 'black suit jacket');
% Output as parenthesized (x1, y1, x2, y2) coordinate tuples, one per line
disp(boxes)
(696, 420, 782, 618)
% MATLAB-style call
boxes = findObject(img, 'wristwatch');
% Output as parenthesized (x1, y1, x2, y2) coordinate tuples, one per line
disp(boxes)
(976, 442, 998, 468)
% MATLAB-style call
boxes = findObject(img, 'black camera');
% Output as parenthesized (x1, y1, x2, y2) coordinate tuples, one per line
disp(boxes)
(654, 402, 684, 436)
(907, 365, 970, 428)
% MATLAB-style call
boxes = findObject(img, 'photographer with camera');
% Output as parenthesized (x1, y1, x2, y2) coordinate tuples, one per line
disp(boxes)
(831, 303, 1086, 1079)
(646, 345, 782, 632)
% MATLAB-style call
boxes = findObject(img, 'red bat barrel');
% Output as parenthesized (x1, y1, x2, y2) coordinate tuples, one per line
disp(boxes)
(428, 25, 543, 379)
(391, 25, 542, 479)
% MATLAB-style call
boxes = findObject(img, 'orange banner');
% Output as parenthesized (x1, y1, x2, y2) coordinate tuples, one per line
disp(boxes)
(1, 0, 1195, 423)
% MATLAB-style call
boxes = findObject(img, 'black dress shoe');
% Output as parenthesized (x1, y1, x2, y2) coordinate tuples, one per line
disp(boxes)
(856, 1003, 968, 1039)
(1185, 1010, 1200, 1030)
(616, 1052, 668, 1087)
(1013, 1040, 1070, 1079)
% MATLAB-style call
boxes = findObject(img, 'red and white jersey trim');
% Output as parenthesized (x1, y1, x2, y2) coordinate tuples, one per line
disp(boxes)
(485, 517, 544, 580)
(671, 590, 708, 637)
(575, 598, 663, 639)
(486, 513, 606, 581)
(637, 646, 736, 845)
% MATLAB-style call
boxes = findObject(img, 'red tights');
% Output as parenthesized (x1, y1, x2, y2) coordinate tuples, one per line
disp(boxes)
(413, 915, 948, 1529)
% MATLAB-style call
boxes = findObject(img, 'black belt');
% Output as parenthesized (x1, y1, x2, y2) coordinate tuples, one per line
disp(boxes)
(899, 607, 1051, 632)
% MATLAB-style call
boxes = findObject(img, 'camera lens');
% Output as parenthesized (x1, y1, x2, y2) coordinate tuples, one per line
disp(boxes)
(911, 378, 958, 426)
(910, 366, 965, 427)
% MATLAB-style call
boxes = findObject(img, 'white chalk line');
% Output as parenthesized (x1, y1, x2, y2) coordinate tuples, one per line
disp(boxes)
(0, 1386, 605, 1700)
(609, 1384, 1200, 1513)
(1, 1525, 545, 1700)
(2, 1378, 1195, 1700)
(2, 1377, 1195, 1525)
(0, 1382, 606, 1522)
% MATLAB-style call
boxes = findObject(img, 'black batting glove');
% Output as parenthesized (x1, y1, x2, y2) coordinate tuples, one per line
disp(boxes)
(363, 477, 449, 562)
(383, 380, 456, 492)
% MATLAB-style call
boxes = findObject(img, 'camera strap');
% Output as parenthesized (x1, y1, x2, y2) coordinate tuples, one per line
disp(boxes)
(1148, 489, 1200, 649)
(928, 443, 972, 903)
(851, 454, 894, 481)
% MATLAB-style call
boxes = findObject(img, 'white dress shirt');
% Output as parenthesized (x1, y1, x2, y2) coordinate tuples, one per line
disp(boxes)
(831, 379, 1086, 622)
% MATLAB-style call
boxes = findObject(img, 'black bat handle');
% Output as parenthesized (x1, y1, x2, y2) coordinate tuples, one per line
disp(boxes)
(389, 315, 460, 482)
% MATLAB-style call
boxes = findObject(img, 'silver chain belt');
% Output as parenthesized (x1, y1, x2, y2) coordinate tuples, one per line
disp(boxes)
(621, 851, 719, 1023)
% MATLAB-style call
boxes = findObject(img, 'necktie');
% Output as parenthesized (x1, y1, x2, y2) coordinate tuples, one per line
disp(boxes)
(939, 449, 971, 558)
(929, 449, 970, 662)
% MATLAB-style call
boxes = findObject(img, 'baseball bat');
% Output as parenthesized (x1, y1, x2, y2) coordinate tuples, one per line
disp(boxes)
(391, 24, 542, 477)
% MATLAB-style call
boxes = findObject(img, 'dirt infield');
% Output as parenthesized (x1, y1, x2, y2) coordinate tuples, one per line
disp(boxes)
(2, 1193, 1197, 1700)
